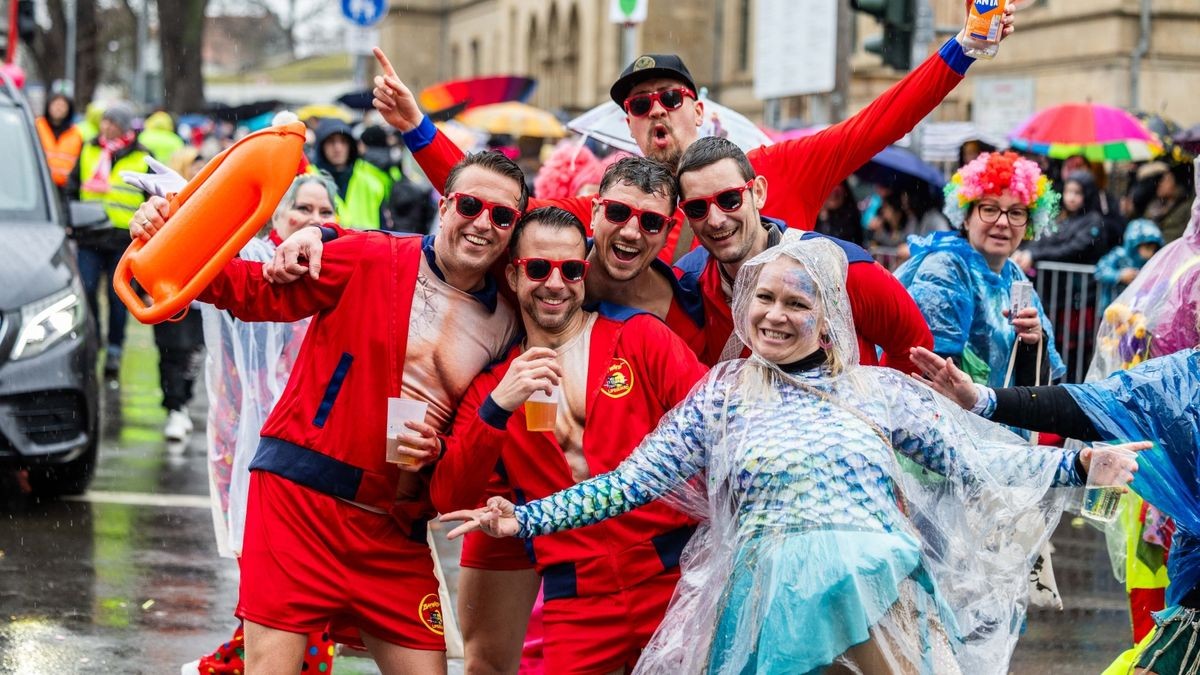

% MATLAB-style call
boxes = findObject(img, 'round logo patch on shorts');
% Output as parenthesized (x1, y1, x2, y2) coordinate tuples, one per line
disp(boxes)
(601, 358, 634, 399)
(418, 593, 445, 635)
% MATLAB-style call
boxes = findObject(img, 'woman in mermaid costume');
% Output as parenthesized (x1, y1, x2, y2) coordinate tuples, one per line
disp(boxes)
(443, 235, 1143, 674)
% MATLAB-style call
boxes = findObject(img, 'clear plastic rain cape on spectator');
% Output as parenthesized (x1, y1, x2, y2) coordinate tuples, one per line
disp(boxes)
(1088, 158, 1200, 379)
(201, 236, 309, 557)
(517, 234, 1080, 674)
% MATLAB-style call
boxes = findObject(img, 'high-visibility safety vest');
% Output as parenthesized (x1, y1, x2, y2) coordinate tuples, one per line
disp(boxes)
(78, 144, 149, 230)
(334, 159, 393, 230)
(138, 128, 185, 164)
(35, 118, 84, 187)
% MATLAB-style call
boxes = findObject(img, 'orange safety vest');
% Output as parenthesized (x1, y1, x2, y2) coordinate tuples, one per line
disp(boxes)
(36, 117, 84, 187)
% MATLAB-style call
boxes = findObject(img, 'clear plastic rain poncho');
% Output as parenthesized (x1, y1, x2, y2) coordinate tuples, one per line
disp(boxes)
(201, 236, 309, 557)
(1087, 158, 1200, 379)
(895, 231, 1066, 388)
(513, 234, 1084, 674)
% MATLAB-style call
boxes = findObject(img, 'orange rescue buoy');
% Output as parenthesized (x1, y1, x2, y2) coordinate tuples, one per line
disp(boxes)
(113, 122, 306, 324)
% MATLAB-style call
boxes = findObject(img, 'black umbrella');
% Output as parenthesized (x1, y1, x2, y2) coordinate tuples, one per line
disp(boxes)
(337, 90, 374, 110)
(204, 99, 286, 122)
(1131, 111, 1194, 162)
(1176, 124, 1200, 156)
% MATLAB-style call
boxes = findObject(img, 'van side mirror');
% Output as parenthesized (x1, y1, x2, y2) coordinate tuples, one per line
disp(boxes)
(66, 201, 110, 236)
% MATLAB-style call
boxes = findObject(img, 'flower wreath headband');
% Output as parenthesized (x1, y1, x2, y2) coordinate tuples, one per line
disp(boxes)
(943, 151, 1060, 240)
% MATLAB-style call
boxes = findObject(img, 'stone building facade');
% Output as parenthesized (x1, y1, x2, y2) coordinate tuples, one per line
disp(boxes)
(379, 0, 1200, 127)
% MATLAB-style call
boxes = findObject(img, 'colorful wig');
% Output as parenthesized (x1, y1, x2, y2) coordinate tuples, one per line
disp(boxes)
(943, 151, 1060, 240)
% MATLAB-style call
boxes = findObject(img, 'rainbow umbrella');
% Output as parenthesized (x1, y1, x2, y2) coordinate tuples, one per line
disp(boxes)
(419, 76, 537, 115)
(1009, 103, 1161, 161)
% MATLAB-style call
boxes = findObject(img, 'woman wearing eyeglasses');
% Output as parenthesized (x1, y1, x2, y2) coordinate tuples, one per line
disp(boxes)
(895, 152, 1066, 390)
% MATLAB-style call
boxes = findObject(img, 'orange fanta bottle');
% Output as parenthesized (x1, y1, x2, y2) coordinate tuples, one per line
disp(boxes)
(962, 0, 1006, 59)
(113, 122, 306, 324)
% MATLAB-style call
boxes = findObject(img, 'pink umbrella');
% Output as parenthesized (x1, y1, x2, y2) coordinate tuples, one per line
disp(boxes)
(1008, 102, 1161, 161)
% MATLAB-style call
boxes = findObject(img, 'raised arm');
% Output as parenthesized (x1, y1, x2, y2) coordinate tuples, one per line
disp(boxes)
(750, 38, 973, 223)
(371, 48, 595, 224)
(846, 261, 933, 375)
(198, 235, 360, 323)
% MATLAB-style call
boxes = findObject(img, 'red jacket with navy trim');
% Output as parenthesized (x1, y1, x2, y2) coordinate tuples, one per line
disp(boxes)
(199, 232, 507, 530)
(673, 223, 933, 373)
(432, 309, 708, 595)
(401, 39, 974, 258)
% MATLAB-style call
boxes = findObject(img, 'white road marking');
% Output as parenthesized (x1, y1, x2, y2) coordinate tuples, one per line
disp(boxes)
(65, 490, 212, 509)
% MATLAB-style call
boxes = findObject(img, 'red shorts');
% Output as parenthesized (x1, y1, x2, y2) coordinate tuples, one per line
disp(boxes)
(541, 568, 679, 674)
(460, 530, 534, 570)
(237, 471, 446, 651)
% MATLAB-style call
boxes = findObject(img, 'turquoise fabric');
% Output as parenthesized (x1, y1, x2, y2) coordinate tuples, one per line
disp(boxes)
(709, 529, 954, 674)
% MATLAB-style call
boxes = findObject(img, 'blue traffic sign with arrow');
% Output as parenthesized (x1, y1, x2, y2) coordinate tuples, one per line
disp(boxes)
(342, 0, 386, 27)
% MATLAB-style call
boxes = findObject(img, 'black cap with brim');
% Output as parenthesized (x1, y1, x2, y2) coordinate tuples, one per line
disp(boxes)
(610, 54, 698, 108)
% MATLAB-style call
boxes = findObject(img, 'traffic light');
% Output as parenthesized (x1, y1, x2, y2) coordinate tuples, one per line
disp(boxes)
(16, 0, 35, 44)
(850, 0, 914, 71)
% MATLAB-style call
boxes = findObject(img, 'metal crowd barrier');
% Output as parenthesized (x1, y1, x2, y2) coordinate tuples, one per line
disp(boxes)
(870, 250, 1103, 383)
(870, 245, 904, 272)
(1032, 260, 1103, 384)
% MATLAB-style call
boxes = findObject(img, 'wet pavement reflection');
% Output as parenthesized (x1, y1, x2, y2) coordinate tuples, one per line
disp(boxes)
(0, 324, 1135, 673)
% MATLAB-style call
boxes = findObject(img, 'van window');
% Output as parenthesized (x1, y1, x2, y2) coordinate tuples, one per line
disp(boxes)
(0, 107, 50, 221)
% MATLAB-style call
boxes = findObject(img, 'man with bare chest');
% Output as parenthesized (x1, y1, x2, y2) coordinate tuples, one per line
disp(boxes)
(430, 207, 708, 674)
(128, 151, 526, 673)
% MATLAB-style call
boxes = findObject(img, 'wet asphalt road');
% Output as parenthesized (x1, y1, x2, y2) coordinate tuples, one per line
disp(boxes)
(0, 324, 1135, 674)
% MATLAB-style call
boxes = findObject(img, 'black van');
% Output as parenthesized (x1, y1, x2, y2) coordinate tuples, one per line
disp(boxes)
(0, 71, 101, 495)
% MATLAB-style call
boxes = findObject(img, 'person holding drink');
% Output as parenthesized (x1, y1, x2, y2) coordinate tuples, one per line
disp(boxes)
(910, 343, 1200, 675)
(128, 150, 526, 673)
(896, 151, 1065, 390)
(430, 206, 709, 674)
(443, 234, 1145, 674)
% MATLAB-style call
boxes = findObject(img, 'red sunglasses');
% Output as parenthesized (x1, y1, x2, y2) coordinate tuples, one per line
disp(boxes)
(513, 257, 589, 283)
(680, 181, 755, 220)
(623, 87, 696, 118)
(598, 199, 675, 235)
(448, 192, 520, 229)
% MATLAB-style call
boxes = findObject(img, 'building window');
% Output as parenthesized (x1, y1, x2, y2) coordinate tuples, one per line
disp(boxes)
(471, 38, 481, 77)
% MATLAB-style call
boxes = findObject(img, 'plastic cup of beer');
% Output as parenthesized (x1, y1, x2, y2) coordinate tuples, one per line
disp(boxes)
(386, 397, 429, 466)
(1081, 444, 1137, 524)
(525, 384, 559, 432)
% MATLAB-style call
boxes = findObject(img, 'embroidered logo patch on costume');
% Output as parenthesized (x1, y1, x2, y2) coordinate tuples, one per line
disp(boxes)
(418, 593, 445, 635)
(601, 358, 634, 398)
(634, 56, 655, 70)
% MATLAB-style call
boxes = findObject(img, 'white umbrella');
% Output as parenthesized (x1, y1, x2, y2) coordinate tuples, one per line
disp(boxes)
(566, 96, 774, 156)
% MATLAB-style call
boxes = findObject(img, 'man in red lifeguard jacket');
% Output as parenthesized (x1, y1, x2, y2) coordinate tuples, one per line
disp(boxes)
(129, 151, 527, 673)
(431, 206, 708, 673)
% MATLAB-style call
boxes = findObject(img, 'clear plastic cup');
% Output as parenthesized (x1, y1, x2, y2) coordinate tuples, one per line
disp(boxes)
(1081, 445, 1137, 524)
(524, 384, 559, 432)
(386, 397, 429, 465)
